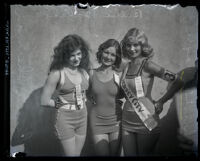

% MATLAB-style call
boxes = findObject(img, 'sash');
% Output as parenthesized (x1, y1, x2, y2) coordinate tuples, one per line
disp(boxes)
(113, 71, 121, 86)
(75, 84, 84, 109)
(121, 61, 158, 131)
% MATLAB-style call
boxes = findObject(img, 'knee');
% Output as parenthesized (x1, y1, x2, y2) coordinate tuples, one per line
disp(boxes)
(110, 139, 121, 156)
(94, 139, 109, 156)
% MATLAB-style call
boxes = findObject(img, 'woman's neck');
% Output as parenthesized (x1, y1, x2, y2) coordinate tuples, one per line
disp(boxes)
(99, 65, 113, 73)
(65, 65, 78, 71)
(130, 56, 143, 65)
(64, 66, 79, 76)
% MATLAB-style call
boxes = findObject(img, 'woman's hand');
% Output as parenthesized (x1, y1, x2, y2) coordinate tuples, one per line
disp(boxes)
(55, 97, 64, 109)
(153, 100, 164, 115)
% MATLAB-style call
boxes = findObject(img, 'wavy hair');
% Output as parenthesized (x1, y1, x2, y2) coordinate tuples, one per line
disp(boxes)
(96, 39, 122, 68)
(49, 34, 90, 73)
(121, 28, 154, 59)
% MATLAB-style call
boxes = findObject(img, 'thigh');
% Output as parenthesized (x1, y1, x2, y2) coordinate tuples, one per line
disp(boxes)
(55, 110, 75, 140)
(122, 130, 137, 156)
(76, 115, 87, 136)
(60, 136, 76, 156)
(75, 134, 86, 156)
(109, 131, 121, 156)
(137, 133, 160, 156)
(93, 134, 109, 156)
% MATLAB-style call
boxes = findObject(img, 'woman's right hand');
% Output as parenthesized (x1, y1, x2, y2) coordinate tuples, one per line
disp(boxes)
(153, 100, 164, 115)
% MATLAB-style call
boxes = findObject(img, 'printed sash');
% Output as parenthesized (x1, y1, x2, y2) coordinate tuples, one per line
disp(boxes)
(121, 62, 158, 131)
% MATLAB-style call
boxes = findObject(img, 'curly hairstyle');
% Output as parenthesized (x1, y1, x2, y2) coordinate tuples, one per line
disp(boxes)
(120, 28, 154, 59)
(96, 39, 122, 68)
(49, 34, 90, 72)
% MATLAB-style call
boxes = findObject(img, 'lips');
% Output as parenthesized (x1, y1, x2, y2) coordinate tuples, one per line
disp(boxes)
(73, 60, 80, 65)
(103, 59, 112, 64)
(128, 51, 138, 56)
(104, 60, 112, 63)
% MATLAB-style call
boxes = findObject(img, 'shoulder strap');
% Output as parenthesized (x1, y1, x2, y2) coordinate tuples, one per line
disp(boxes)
(137, 58, 149, 76)
(121, 62, 130, 81)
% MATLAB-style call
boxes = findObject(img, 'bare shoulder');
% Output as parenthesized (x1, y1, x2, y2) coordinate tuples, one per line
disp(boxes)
(88, 68, 98, 77)
(79, 68, 90, 80)
(144, 59, 162, 72)
(115, 70, 123, 77)
(144, 59, 154, 68)
(113, 68, 123, 79)
(47, 70, 60, 84)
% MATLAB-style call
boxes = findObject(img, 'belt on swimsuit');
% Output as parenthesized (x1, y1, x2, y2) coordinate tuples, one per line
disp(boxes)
(60, 103, 84, 110)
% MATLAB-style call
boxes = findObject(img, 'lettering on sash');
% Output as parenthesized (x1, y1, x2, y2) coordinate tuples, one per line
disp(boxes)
(121, 79, 158, 131)
(135, 76, 144, 98)
(75, 84, 83, 108)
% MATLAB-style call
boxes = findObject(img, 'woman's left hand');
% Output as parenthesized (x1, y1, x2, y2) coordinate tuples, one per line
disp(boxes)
(154, 101, 164, 115)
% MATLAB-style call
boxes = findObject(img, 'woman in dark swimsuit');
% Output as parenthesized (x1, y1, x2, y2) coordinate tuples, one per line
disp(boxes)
(120, 28, 184, 156)
(88, 39, 123, 156)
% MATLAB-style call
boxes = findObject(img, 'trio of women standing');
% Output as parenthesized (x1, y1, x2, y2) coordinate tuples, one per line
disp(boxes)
(40, 28, 185, 156)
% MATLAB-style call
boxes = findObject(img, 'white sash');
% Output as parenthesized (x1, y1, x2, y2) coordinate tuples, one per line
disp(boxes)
(113, 72, 121, 86)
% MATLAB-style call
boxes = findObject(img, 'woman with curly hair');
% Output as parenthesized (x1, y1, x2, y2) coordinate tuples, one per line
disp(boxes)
(40, 34, 90, 156)
(88, 39, 123, 156)
(120, 28, 184, 156)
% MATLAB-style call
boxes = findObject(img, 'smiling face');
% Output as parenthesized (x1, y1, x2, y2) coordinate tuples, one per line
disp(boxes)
(125, 37, 142, 59)
(101, 46, 117, 67)
(66, 49, 82, 69)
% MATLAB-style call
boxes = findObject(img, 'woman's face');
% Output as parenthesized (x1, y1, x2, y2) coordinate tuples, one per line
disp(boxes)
(67, 49, 82, 68)
(101, 46, 117, 67)
(125, 38, 142, 59)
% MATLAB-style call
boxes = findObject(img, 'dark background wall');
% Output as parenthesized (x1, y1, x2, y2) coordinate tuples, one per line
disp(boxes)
(10, 5, 198, 156)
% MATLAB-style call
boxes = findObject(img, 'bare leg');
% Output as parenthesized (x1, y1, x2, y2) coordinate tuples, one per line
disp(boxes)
(109, 131, 121, 156)
(60, 136, 76, 156)
(93, 134, 109, 156)
(122, 130, 137, 156)
(75, 134, 86, 156)
(137, 133, 160, 156)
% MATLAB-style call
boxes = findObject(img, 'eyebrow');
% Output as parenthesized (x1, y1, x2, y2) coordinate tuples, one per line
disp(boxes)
(71, 51, 82, 55)
(127, 41, 139, 44)
(104, 50, 116, 54)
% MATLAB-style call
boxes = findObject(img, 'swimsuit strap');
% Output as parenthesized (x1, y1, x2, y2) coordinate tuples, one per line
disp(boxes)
(121, 63, 129, 80)
(137, 58, 149, 76)
(125, 58, 149, 78)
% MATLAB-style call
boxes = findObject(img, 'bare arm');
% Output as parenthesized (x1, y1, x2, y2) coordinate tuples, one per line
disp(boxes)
(157, 77, 184, 104)
(40, 70, 60, 108)
(85, 69, 95, 101)
(145, 61, 184, 102)
(144, 61, 184, 114)
(117, 71, 126, 99)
